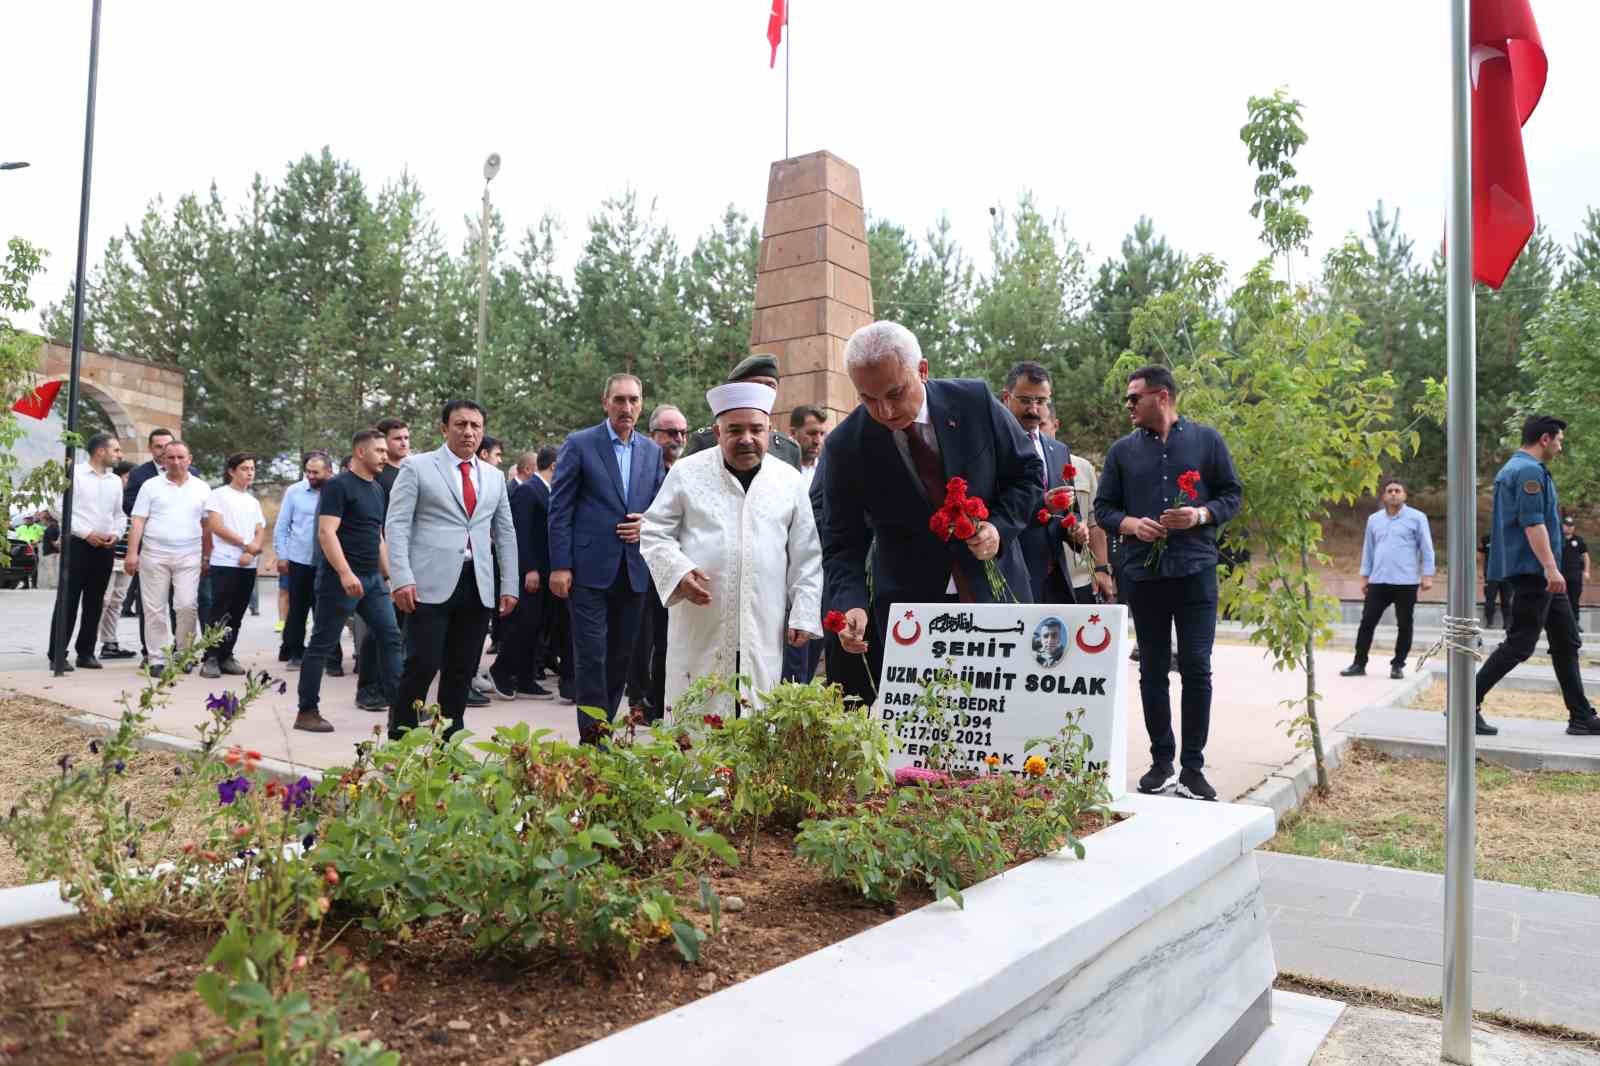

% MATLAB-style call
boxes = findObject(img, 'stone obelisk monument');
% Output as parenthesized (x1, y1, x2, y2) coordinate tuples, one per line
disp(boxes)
(750, 151, 873, 428)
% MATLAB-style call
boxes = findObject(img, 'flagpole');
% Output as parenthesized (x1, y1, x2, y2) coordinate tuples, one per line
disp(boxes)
(49, 0, 104, 677)
(1442, 0, 1478, 1058)
(784, 0, 791, 158)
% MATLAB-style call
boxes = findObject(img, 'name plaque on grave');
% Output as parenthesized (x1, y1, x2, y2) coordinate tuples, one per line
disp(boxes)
(876, 602, 1129, 795)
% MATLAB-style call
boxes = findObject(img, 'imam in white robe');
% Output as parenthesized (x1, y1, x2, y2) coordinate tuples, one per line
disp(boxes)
(640, 446, 823, 719)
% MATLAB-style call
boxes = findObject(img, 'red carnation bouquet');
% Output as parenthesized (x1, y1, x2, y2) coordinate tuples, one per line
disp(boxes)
(929, 478, 1018, 602)
(1036, 465, 1092, 573)
(1146, 468, 1202, 570)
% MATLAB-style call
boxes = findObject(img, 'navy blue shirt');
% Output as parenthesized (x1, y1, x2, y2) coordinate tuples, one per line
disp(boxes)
(1486, 450, 1560, 581)
(1094, 418, 1243, 582)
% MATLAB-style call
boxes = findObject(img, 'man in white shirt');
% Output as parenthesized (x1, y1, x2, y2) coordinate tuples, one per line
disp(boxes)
(200, 452, 266, 678)
(126, 440, 211, 671)
(48, 432, 126, 670)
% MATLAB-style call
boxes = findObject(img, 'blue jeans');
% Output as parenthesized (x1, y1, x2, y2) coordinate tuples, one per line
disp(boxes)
(297, 569, 402, 714)
(1124, 567, 1218, 771)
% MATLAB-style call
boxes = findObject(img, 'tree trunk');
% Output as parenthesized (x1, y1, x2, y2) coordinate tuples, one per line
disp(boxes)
(1301, 546, 1330, 793)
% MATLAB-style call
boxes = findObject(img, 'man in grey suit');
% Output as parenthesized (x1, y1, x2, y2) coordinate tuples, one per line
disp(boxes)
(386, 399, 520, 740)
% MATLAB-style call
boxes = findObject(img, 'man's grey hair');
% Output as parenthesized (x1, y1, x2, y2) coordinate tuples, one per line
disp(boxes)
(514, 450, 538, 475)
(648, 404, 685, 432)
(844, 321, 922, 372)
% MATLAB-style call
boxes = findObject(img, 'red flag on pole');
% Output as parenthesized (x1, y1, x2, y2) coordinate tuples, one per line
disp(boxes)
(767, 0, 787, 68)
(11, 380, 62, 420)
(1470, 0, 1545, 289)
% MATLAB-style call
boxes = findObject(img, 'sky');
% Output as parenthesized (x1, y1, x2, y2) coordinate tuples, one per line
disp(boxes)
(4, 1, 1597, 331)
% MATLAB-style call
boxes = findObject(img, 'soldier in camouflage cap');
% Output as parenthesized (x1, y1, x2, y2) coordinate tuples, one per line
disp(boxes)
(684, 353, 803, 470)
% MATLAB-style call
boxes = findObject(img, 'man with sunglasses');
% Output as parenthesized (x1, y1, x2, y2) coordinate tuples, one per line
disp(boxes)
(1095, 365, 1243, 801)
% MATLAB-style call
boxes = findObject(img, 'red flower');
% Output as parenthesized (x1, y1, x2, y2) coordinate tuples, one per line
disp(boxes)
(952, 514, 977, 541)
(1177, 469, 1201, 502)
(1036, 508, 1050, 525)
(943, 477, 969, 506)
(929, 509, 953, 541)
(961, 496, 988, 520)
(1064, 513, 1077, 528)
(701, 714, 724, 730)
(823, 610, 848, 635)
(1045, 487, 1072, 512)
(1062, 463, 1077, 482)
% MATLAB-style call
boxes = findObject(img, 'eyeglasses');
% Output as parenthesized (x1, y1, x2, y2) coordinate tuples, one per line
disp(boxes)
(655, 428, 687, 438)
(1123, 389, 1157, 408)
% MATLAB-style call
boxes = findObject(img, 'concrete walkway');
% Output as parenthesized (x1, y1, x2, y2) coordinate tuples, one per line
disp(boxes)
(1260, 852, 1600, 1034)
(0, 588, 1412, 799)
(1340, 706, 1600, 773)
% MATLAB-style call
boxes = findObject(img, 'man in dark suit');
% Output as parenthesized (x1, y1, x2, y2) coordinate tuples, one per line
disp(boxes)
(627, 403, 688, 721)
(1001, 361, 1080, 604)
(487, 464, 555, 700)
(821, 322, 1043, 679)
(548, 373, 667, 742)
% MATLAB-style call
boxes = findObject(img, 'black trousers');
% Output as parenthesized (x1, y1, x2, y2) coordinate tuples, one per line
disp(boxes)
(49, 540, 114, 661)
(357, 598, 406, 700)
(280, 561, 316, 661)
(490, 575, 547, 692)
(204, 566, 257, 662)
(1477, 573, 1593, 719)
(544, 593, 575, 698)
(1124, 568, 1218, 772)
(1563, 571, 1584, 629)
(389, 563, 494, 740)
(625, 580, 668, 718)
(567, 564, 644, 743)
(1351, 582, 1419, 670)
(1483, 580, 1511, 628)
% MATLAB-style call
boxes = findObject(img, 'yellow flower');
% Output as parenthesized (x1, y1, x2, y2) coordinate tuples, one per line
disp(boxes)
(1024, 755, 1047, 777)
(984, 754, 1000, 769)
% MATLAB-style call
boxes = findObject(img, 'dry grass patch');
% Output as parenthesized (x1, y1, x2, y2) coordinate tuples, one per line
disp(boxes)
(1410, 677, 1572, 721)
(0, 694, 208, 889)
(1265, 742, 1600, 895)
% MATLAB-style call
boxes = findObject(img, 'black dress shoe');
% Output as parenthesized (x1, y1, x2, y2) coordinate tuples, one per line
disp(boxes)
(465, 689, 491, 707)
(76, 655, 103, 670)
(1390, 666, 1405, 680)
(99, 644, 136, 660)
(1476, 712, 1499, 736)
(517, 682, 555, 700)
(1339, 663, 1366, 677)
(48, 657, 75, 672)
(1566, 715, 1600, 736)
(325, 662, 344, 678)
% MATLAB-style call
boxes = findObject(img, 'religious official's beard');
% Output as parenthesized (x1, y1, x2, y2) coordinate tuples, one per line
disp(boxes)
(730, 445, 762, 470)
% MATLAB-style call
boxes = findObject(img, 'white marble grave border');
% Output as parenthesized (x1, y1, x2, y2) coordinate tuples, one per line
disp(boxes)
(549, 793, 1278, 1066)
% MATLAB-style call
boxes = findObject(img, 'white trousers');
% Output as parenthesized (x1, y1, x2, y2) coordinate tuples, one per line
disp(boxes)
(97, 568, 133, 645)
(140, 551, 201, 660)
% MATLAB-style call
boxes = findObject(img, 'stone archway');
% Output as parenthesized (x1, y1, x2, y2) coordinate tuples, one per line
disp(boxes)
(32, 340, 185, 464)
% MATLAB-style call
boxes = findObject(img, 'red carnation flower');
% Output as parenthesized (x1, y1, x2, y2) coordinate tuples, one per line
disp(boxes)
(943, 477, 969, 506)
(962, 496, 988, 520)
(702, 714, 724, 730)
(952, 513, 977, 541)
(1045, 487, 1072, 512)
(823, 610, 848, 635)
(1177, 469, 1201, 501)
(1062, 463, 1077, 482)
(929, 509, 953, 540)
(1036, 508, 1051, 525)
(1064, 513, 1078, 528)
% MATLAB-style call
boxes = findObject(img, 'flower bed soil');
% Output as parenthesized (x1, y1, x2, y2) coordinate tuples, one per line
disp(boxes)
(0, 815, 1106, 1065)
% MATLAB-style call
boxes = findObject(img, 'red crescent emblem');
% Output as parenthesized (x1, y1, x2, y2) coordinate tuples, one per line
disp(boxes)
(1075, 623, 1111, 654)
(892, 617, 922, 645)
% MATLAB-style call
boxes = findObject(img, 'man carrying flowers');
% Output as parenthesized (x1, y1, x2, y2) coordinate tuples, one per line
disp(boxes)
(1094, 365, 1243, 802)
(820, 322, 1042, 683)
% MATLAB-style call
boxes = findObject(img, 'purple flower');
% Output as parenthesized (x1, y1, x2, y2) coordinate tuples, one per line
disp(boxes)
(112, 760, 126, 775)
(206, 692, 240, 721)
(281, 776, 314, 813)
(217, 776, 251, 806)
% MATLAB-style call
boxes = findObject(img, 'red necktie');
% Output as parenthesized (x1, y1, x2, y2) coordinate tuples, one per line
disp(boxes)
(459, 461, 477, 517)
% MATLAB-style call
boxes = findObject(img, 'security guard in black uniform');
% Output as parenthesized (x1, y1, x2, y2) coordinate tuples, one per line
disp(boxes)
(683, 353, 803, 470)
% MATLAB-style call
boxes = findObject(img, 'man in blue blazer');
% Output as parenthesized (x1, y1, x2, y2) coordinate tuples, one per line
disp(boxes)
(487, 470, 554, 700)
(1002, 361, 1081, 604)
(821, 322, 1043, 679)
(548, 373, 666, 741)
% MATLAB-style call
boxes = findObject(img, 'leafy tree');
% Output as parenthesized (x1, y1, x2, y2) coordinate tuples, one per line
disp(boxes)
(867, 216, 974, 375)
(2, 238, 68, 554)
(1561, 207, 1600, 291)
(1514, 282, 1600, 504)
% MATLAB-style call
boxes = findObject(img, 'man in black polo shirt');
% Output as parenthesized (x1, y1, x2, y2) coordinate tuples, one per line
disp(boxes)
(295, 428, 404, 733)
(1095, 365, 1243, 802)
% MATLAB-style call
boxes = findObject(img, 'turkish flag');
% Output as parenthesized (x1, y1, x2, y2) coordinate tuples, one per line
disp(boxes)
(12, 380, 62, 420)
(1471, 0, 1545, 289)
(767, 0, 786, 68)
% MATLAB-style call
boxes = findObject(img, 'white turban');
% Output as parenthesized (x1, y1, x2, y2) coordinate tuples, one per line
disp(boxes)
(706, 382, 776, 417)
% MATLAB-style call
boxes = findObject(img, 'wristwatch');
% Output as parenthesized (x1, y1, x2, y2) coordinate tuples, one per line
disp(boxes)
(1093, 564, 1113, 575)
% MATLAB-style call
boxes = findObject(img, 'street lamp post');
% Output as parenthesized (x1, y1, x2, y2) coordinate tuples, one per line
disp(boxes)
(475, 152, 501, 404)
